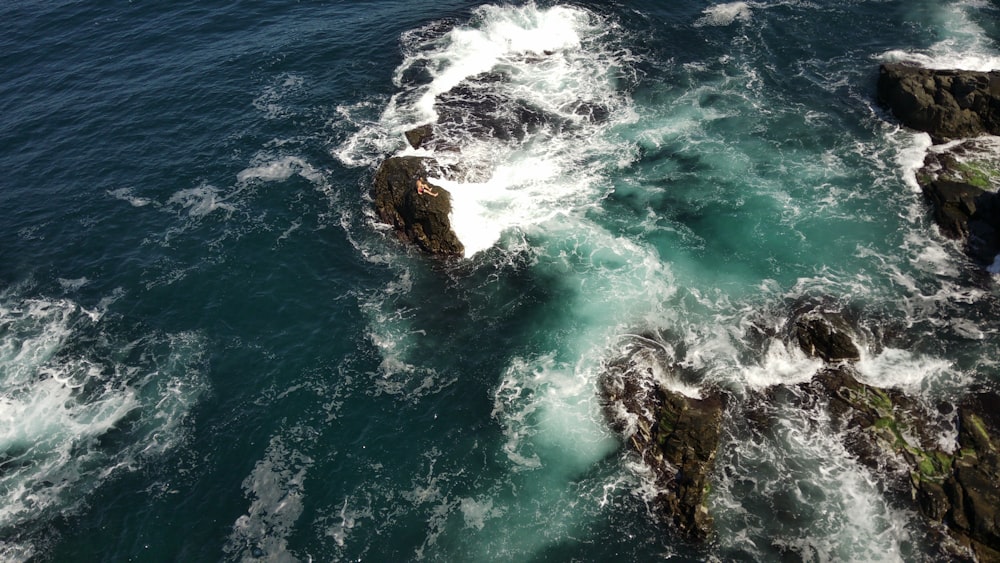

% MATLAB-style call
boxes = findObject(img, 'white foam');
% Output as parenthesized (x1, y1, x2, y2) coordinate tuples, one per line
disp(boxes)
(715, 403, 917, 560)
(459, 497, 500, 531)
(431, 152, 605, 257)
(855, 348, 957, 392)
(882, 48, 1000, 72)
(253, 73, 305, 119)
(225, 434, 313, 562)
(696, 2, 752, 27)
(57, 277, 89, 291)
(401, 5, 595, 125)
(237, 155, 323, 185)
(167, 185, 236, 217)
(107, 187, 153, 207)
(740, 339, 824, 389)
(325, 497, 373, 548)
(0, 293, 208, 544)
(892, 132, 932, 195)
(336, 4, 635, 257)
(491, 353, 618, 472)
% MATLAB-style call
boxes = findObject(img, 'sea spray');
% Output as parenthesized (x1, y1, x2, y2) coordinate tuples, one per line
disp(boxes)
(0, 290, 208, 557)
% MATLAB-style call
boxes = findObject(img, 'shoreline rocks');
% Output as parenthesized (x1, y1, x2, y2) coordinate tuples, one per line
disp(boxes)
(877, 63, 1000, 269)
(787, 305, 1000, 561)
(600, 300, 1000, 559)
(918, 140, 1000, 266)
(877, 64, 1000, 142)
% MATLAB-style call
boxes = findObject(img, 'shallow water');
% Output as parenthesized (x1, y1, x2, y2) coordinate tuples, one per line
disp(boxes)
(2, 1, 999, 561)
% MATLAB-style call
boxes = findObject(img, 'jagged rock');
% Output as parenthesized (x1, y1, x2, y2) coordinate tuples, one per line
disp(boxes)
(789, 307, 861, 364)
(600, 334, 724, 541)
(404, 124, 434, 150)
(371, 156, 464, 256)
(923, 178, 986, 240)
(877, 64, 1000, 269)
(800, 365, 1000, 559)
(433, 72, 560, 143)
(917, 142, 1000, 266)
(947, 393, 1000, 561)
(877, 64, 1000, 141)
(780, 304, 1000, 559)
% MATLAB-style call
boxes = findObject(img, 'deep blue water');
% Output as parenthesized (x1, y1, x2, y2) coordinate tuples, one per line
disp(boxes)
(2, 1, 1000, 561)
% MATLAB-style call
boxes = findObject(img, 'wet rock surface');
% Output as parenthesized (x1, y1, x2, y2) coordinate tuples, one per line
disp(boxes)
(877, 64, 1000, 141)
(917, 140, 1000, 266)
(877, 64, 1000, 269)
(787, 305, 1000, 561)
(600, 334, 725, 541)
(371, 156, 464, 257)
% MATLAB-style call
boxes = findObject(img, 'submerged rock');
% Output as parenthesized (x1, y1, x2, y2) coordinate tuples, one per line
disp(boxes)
(404, 124, 434, 150)
(788, 306, 861, 364)
(600, 334, 725, 541)
(371, 156, 464, 257)
(877, 64, 1000, 141)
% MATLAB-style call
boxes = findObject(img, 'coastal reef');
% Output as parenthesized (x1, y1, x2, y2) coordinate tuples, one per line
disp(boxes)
(599, 334, 725, 541)
(599, 300, 1000, 560)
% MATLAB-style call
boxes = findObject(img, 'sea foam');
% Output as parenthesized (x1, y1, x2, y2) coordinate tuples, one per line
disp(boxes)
(337, 3, 635, 257)
(696, 2, 752, 27)
(0, 291, 207, 553)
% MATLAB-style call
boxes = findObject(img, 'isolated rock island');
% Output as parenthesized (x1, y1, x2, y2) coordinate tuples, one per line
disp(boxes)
(371, 146, 464, 258)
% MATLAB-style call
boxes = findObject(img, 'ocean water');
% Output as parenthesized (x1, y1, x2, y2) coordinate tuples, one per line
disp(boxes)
(2, 1, 1000, 561)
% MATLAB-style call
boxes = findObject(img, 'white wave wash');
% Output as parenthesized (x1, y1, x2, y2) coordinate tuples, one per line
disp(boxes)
(328, 1, 1000, 559)
(714, 401, 917, 561)
(336, 3, 636, 257)
(237, 155, 324, 185)
(225, 433, 314, 562)
(696, 2, 752, 27)
(883, 1, 1000, 71)
(0, 292, 208, 553)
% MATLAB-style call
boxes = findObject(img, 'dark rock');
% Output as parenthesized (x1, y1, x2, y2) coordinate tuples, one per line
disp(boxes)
(433, 72, 560, 143)
(917, 144, 1000, 266)
(371, 156, 464, 256)
(600, 335, 725, 541)
(946, 393, 1000, 560)
(789, 309, 861, 364)
(923, 179, 986, 239)
(878, 64, 1000, 141)
(802, 364, 1000, 560)
(404, 124, 434, 149)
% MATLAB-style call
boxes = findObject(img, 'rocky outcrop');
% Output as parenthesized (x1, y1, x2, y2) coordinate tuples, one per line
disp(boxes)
(877, 64, 1000, 268)
(404, 124, 434, 150)
(371, 156, 464, 257)
(600, 334, 725, 541)
(877, 64, 1000, 141)
(944, 393, 1000, 562)
(918, 141, 1000, 266)
(787, 305, 1000, 561)
(788, 304, 861, 364)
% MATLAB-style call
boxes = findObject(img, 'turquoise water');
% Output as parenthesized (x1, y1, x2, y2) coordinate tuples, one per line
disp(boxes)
(2, 1, 1000, 561)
